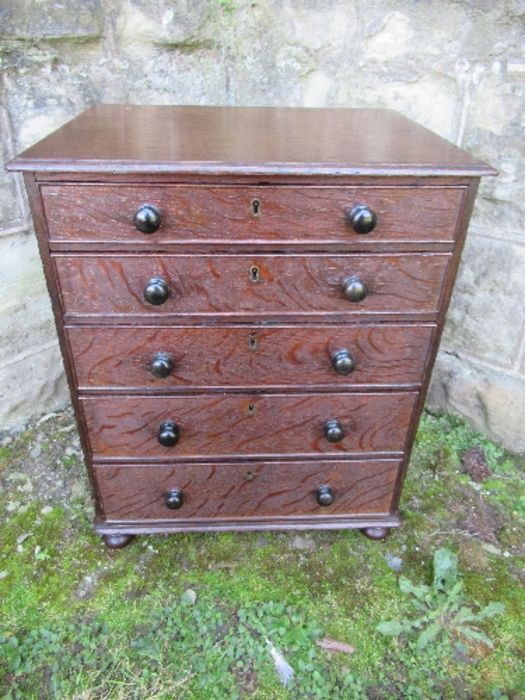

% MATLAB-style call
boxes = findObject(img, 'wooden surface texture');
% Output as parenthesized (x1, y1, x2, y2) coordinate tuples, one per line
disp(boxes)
(68, 323, 434, 392)
(95, 459, 401, 521)
(7, 105, 496, 176)
(42, 184, 463, 246)
(11, 105, 492, 538)
(54, 252, 450, 321)
(81, 392, 417, 460)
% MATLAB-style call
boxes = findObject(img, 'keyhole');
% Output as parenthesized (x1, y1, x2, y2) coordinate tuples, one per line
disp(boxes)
(251, 198, 261, 217)
(249, 265, 260, 283)
(248, 334, 258, 352)
(244, 470, 255, 481)
(247, 402, 256, 415)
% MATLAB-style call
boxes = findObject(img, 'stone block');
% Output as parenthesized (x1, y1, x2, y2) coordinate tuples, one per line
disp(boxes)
(0, 112, 25, 230)
(0, 343, 68, 431)
(3, 63, 104, 153)
(362, 11, 414, 63)
(428, 352, 525, 455)
(0, 0, 103, 40)
(0, 232, 67, 430)
(0, 234, 56, 368)
(464, 65, 525, 240)
(443, 235, 525, 368)
(115, 0, 210, 50)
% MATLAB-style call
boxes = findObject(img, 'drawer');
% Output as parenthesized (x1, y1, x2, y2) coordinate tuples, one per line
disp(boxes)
(54, 253, 450, 321)
(42, 184, 463, 247)
(95, 459, 401, 521)
(81, 392, 417, 460)
(69, 323, 434, 391)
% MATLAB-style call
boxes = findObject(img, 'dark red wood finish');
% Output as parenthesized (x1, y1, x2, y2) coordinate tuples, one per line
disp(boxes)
(81, 392, 418, 461)
(7, 105, 496, 177)
(42, 184, 463, 246)
(67, 323, 434, 392)
(53, 252, 451, 322)
(95, 459, 401, 521)
(7, 106, 494, 545)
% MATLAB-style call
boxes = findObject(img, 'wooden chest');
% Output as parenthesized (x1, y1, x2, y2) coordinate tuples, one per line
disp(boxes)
(7, 105, 495, 548)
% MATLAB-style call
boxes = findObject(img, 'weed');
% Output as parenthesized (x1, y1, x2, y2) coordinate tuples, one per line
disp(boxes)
(0, 408, 523, 698)
(377, 548, 504, 650)
(1, 597, 366, 699)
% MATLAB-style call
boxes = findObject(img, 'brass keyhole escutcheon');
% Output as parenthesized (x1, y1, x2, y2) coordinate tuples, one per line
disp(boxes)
(248, 334, 259, 352)
(244, 470, 255, 481)
(247, 402, 256, 415)
(249, 265, 260, 283)
(251, 198, 261, 217)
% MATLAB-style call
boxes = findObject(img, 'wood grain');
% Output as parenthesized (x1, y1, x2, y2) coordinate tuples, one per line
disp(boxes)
(42, 184, 463, 246)
(95, 459, 401, 521)
(7, 105, 496, 177)
(12, 105, 492, 539)
(81, 392, 417, 460)
(68, 323, 434, 391)
(54, 253, 451, 322)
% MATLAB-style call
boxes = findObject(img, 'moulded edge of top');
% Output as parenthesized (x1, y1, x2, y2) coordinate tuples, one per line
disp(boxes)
(5, 157, 498, 177)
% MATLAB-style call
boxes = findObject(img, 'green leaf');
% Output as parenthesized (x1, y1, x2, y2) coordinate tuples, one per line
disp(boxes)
(399, 576, 430, 601)
(433, 548, 458, 592)
(376, 620, 405, 637)
(454, 606, 477, 623)
(460, 626, 494, 648)
(416, 622, 441, 649)
(475, 602, 505, 621)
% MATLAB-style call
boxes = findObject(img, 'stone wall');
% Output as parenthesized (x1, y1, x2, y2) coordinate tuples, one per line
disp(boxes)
(1, 0, 524, 452)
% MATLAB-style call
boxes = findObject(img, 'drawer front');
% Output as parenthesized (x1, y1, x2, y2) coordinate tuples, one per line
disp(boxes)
(69, 324, 434, 391)
(95, 459, 401, 521)
(42, 185, 463, 246)
(81, 392, 417, 460)
(54, 253, 450, 320)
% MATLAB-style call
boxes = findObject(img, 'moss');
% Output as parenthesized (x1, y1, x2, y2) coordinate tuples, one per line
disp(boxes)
(0, 408, 524, 697)
(0, 446, 12, 462)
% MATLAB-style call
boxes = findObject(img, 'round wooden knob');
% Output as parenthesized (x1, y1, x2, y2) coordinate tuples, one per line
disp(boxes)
(331, 349, 355, 375)
(316, 485, 335, 506)
(345, 204, 377, 234)
(158, 421, 179, 447)
(342, 276, 368, 303)
(144, 277, 169, 305)
(134, 204, 161, 233)
(150, 352, 173, 378)
(324, 419, 345, 443)
(164, 488, 184, 509)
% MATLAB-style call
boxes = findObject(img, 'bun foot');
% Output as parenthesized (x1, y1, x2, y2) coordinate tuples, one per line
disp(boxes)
(102, 533, 135, 549)
(361, 526, 390, 541)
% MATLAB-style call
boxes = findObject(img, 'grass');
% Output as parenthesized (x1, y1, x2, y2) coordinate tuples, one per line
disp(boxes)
(0, 408, 524, 698)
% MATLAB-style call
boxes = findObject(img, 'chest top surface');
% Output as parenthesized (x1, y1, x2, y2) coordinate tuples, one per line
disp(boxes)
(6, 103, 496, 547)
(7, 104, 495, 177)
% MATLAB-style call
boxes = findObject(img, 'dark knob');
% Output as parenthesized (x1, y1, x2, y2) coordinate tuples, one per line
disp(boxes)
(332, 349, 355, 375)
(164, 488, 184, 510)
(134, 204, 162, 233)
(144, 277, 169, 305)
(150, 352, 173, 378)
(324, 419, 345, 443)
(345, 204, 377, 234)
(316, 485, 335, 506)
(158, 421, 179, 447)
(342, 276, 368, 303)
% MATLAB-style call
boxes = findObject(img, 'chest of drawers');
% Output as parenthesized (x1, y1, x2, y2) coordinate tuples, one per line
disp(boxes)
(7, 105, 495, 548)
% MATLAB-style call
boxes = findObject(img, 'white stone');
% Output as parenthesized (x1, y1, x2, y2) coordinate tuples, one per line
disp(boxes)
(303, 72, 333, 107)
(443, 235, 525, 367)
(428, 353, 525, 454)
(363, 12, 414, 62)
